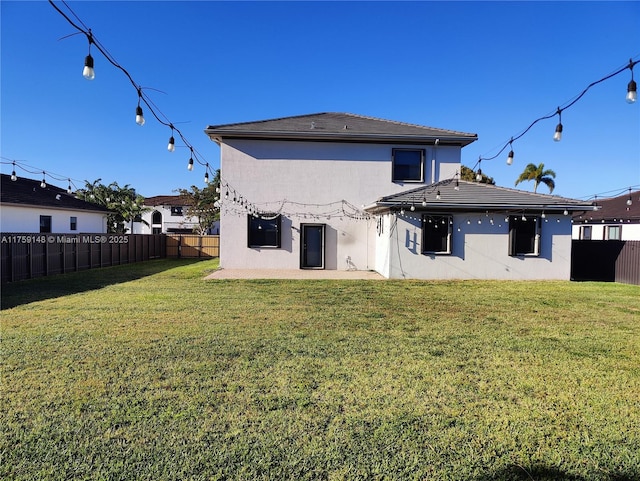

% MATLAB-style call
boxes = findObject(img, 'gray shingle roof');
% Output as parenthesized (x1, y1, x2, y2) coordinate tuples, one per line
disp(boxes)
(205, 112, 477, 146)
(1, 174, 109, 213)
(365, 179, 595, 213)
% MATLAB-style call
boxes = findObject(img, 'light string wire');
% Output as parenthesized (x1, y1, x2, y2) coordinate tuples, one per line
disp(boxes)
(1, 157, 82, 192)
(473, 56, 639, 168)
(48, 0, 214, 180)
(40, 1, 637, 214)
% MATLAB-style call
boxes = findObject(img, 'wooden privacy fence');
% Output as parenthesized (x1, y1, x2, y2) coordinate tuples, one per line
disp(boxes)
(1, 233, 166, 283)
(571, 240, 640, 285)
(166, 235, 219, 258)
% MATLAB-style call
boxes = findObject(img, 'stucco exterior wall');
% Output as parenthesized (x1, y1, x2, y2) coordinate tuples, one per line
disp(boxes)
(0, 205, 107, 233)
(382, 212, 573, 280)
(219, 139, 460, 270)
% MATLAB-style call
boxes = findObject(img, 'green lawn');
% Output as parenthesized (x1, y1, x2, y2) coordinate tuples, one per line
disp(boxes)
(2, 259, 639, 480)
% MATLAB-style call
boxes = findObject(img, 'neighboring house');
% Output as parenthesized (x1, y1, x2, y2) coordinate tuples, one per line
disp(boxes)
(0, 173, 108, 233)
(572, 190, 640, 241)
(205, 112, 593, 280)
(135, 195, 219, 235)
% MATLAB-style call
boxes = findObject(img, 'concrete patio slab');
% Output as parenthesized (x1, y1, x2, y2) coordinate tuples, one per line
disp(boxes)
(205, 269, 385, 280)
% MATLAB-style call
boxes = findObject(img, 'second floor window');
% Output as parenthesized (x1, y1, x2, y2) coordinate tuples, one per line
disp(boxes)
(606, 225, 621, 240)
(70, 216, 77, 231)
(392, 149, 424, 182)
(580, 225, 592, 240)
(171, 206, 183, 216)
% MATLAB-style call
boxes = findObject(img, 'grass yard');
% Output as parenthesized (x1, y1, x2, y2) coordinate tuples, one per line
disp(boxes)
(2, 259, 639, 480)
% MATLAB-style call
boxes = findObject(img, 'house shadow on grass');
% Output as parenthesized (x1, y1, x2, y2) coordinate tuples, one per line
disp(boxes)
(474, 464, 637, 481)
(1, 259, 206, 310)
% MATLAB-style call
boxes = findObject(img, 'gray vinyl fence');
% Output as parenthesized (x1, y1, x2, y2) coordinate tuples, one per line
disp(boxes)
(1, 233, 166, 283)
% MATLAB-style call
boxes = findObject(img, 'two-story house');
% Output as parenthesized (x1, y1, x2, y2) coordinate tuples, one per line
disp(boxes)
(205, 112, 592, 280)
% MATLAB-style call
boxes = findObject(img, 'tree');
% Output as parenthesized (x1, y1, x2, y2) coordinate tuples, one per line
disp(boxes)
(176, 169, 220, 235)
(76, 179, 149, 233)
(460, 165, 495, 185)
(514, 163, 556, 193)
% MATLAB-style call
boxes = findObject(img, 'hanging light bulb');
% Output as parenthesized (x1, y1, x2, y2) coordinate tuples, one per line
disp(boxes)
(553, 108, 563, 142)
(40, 172, 46, 188)
(410, 203, 415, 211)
(188, 157, 194, 171)
(67, 179, 73, 194)
(627, 188, 633, 206)
(83, 54, 95, 80)
(11, 162, 17, 181)
(507, 139, 514, 165)
(476, 169, 483, 182)
(135, 105, 145, 126)
(627, 59, 637, 104)
(204, 164, 210, 184)
(82, 31, 95, 80)
(422, 196, 427, 207)
(436, 190, 441, 200)
(627, 79, 637, 104)
(167, 135, 175, 152)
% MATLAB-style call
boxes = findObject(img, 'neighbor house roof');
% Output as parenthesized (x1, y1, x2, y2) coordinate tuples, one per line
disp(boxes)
(0, 174, 109, 213)
(573, 190, 640, 224)
(205, 112, 478, 146)
(143, 195, 190, 207)
(364, 179, 595, 214)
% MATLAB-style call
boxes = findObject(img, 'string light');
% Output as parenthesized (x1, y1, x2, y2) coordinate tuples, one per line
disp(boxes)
(627, 59, 637, 104)
(474, 57, 639, 171)
(204, 164, 210, 184)
(476, 160, 483, 181)
(553, 108, 563, 142)
(188, 149, 194, 171)
(506, 139, 514, 165)
(40, 172, 47, 188)
(48, 0, 214, 181)
(627, 188, 633, 206)
(11, 162, 17, 181)
(135, 89, 145, 126)
(82, 29, 95, 80)
(167, 125, 175, 152)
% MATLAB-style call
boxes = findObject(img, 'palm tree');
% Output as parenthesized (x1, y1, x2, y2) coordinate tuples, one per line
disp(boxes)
(515, 163, 556, 193)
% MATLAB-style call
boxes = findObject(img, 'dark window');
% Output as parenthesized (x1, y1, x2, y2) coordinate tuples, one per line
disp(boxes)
(422, 215, 452, 254)
(392, 149, 424, 182)
(580, 225, 591, 240)
(40, 215, 52, 233)
(152, 211, 162, 224)
(171, 206, 183, 216)
(509, 216, 540, 256)
(248, 214, 281, 248)
(70, 216, 78, 231)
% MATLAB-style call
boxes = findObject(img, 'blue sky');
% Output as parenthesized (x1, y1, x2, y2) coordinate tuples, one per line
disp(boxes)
(2, 1, 639, 200)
